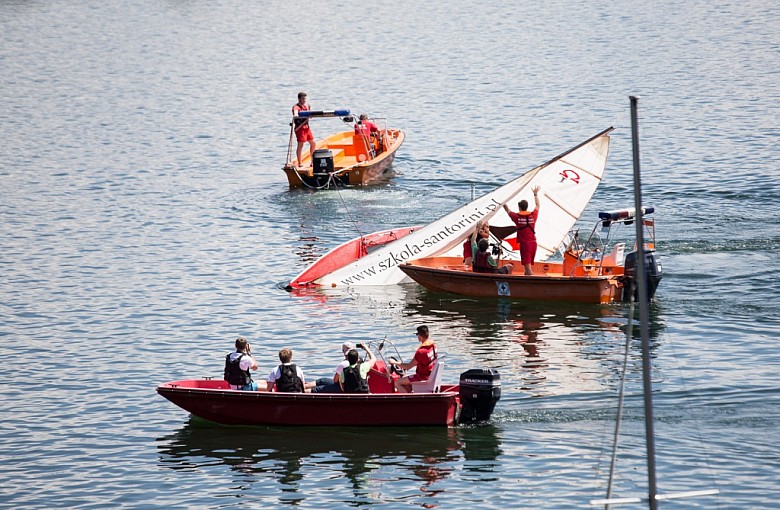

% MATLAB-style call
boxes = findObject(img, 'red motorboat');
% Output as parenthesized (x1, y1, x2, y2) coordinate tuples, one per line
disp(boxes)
(157, 340, 500, 427)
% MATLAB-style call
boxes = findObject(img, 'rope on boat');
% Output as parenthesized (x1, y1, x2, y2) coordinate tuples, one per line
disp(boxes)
(602, 299, 634, 509)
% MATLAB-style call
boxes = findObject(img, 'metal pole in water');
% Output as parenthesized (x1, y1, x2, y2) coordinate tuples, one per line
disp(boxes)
(630, 95, 659, 509)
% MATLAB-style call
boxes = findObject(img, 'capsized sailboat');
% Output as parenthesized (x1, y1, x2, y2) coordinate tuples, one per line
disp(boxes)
(286, 127, 614, 288)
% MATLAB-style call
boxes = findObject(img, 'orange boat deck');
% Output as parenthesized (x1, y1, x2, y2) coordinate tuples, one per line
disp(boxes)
(400, 256, 626, 304)
(283, 129, 404, 188)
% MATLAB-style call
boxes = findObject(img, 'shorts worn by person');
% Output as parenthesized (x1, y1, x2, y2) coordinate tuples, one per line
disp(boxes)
(292, 91, 316, 167)
(224, 336, 260, 391)
(503, 185, 541, 275)
(311, 341, 358, 394)
(390, 326, 438, 394)
(340, 344, 377, 394)
(267, 348, 306, 393)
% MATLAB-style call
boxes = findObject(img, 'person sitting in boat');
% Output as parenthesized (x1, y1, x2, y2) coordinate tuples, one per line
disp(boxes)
(354, 114, 381, 156)
(224, 336, 260, 391)
(463, 221, 491, 266)
(471, 228, 513, 275)
(503, 185, 541, 275)
(292, 91, 317, 168)
(389, 326, 437, 394)
(310, 341, 360, 393)
(266, 348, 307, 392)
(354, 113, 379, 136)
(340, 344, 377, 394)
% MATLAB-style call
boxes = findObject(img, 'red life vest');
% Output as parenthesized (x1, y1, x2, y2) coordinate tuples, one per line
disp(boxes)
(292, 103, 309, 129)
(473, 250, 495, 273)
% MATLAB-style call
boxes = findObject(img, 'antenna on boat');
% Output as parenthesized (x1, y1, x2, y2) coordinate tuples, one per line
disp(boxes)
(630, 95, 659, 509)
(592, 96, 718, 509)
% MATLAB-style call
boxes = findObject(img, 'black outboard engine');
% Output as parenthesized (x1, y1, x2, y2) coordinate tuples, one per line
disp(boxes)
(623, 250, 663, 302)
(458, 369, 501, 424)
(311, 148, 334, 186)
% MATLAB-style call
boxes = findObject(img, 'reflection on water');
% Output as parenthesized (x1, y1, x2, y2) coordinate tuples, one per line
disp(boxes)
(157, 419, 502, 505)
(285, 283, 668, 399)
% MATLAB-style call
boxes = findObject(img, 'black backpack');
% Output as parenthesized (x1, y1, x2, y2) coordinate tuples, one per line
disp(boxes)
(224, 353, 251, 386)
(276, 364, 304, 393)
(342, 363, 369, 394)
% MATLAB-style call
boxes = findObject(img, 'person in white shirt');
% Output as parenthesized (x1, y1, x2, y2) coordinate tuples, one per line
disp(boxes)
(223, 337, 259, 391)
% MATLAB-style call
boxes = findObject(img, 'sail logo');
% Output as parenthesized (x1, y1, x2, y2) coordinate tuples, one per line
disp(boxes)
(337, 198, 503, 285)
(559, 168, 580, 183)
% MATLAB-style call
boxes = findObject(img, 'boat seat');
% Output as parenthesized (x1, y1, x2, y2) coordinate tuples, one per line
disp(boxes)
(602, 242, 626, 266)
(410, 362, 443, 393)
(320, 148, 344, 158)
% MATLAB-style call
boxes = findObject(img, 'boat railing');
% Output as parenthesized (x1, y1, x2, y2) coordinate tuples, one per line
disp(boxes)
(562, 209, 656, 277)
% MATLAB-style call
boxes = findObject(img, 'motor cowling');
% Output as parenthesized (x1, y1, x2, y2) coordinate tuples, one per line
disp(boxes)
(458, 369, 501, 424)
(623, 250, 663, 301)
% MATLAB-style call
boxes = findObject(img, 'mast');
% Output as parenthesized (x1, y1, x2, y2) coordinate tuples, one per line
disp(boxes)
(630, 96, 658, 509)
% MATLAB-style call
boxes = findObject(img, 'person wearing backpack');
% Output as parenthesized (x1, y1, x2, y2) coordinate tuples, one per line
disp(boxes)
(224, 337, 260, 391)
(340, 344, 377, 394)
(266, 348, 307, 392)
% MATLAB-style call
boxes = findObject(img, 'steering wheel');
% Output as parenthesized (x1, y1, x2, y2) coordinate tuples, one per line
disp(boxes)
(387, 358, 405, 376)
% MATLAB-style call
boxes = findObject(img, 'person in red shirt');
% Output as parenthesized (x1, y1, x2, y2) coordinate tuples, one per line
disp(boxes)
(292, 91, 316, 167)
(504, 185, 541, 275)
(354, 113, 379, 136)
(390, 325, 437, 393)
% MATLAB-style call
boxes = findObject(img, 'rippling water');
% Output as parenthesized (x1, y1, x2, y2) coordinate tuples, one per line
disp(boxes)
(2, 1, 779, 508)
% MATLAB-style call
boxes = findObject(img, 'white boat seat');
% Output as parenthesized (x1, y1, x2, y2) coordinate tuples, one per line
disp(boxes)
(602, 242, 626, 266)
(410, 362, 443, 393)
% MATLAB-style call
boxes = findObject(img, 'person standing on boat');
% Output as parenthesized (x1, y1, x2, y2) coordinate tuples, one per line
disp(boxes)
(224, 336, 260, 391)
(504, 185, 541, 275)
(267, 348, 307, 392)
(389, 326, 437, 393)
(463, 221, 491, 266)
(292, 91, 316, 168)
(340, 344, 377, 393)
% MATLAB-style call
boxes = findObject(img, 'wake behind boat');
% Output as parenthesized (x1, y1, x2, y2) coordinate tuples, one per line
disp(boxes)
(286, 127, 614, 288)
(283, 109, 404, 189)
(399, 207, 662, 304)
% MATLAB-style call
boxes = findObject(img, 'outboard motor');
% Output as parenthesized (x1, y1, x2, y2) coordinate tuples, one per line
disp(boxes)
(312, 148, 334, 186)
(623, 250, 663, 302)
(458, 369, 501, 424)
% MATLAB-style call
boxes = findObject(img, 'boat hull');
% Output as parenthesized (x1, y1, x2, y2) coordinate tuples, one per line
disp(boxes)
(287, 226, 421, 289)
(400, 256, 624, 304)
(157, 379, 459, 426)
(283, 129, 405, 188)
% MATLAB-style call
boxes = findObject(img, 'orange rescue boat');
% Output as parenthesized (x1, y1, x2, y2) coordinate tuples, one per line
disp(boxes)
(283, 109, 404, 189)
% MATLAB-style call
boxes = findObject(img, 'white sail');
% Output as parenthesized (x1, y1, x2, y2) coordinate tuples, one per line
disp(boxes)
(315, 128, 613, 287)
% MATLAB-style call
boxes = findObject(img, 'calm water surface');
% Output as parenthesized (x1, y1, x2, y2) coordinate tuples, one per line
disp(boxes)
(2, 1, 779, 508)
